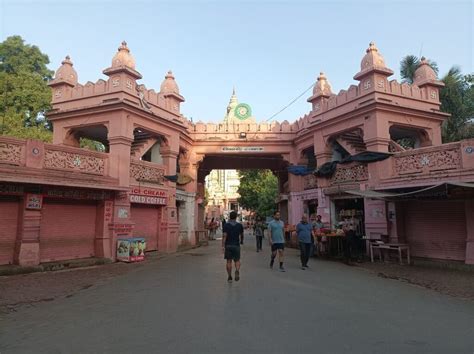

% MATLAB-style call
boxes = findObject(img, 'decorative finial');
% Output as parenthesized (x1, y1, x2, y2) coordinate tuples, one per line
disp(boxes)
(122, 40, 127, 46)
(65, 55, 70, 60)
(232, 86, 236, 95)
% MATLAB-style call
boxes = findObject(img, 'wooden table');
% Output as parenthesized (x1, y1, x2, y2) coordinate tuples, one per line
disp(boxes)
(370, 242, 410, 265)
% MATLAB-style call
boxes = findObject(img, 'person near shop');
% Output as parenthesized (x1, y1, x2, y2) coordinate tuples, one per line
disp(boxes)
(312, 214, 325, 256)
(254, 218, 265, 252)
(343, 219, 357, 264)
(296, 214, 313, 269)
(208, 217, 216, 240)
(222, 211, 244, 282)
(268, 211, 286, 272)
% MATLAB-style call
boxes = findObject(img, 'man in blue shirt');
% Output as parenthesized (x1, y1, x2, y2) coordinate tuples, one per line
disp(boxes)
(222, 211, 244, 282)
(268, 211, 286, 272)
(297, 214, 313, 270)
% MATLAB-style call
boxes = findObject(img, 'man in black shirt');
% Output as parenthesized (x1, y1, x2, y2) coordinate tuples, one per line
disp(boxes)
(222, 211, 244, 282)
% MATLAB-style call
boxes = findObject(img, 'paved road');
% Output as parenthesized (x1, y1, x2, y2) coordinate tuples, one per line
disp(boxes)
(1, 238, 473, 354)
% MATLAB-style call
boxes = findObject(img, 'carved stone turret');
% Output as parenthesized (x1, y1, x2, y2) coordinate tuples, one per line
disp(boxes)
(353, 42, 394, 93)
(49, 56, 78, 102)
(307, 72, 333, 114)
(159, 70, 185, 114)
(103, 41, 142, 94)
(413, 57, 444, 102)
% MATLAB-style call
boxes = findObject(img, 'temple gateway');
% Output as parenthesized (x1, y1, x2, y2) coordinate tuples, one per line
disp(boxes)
(1, 41, 473, 266)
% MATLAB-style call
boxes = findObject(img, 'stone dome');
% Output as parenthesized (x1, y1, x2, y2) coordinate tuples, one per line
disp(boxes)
(360, 42, 387, 70)
(414, 57, 438, 86)
(160, 70, 180, 94)
(313, 72, 333, 97)
(111, 41, 136, 69)
(53, 55, 78, 86)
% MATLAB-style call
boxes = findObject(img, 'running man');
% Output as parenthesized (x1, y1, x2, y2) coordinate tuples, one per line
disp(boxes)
(268, 211, 286, 272)
(222, 211, 244, 282)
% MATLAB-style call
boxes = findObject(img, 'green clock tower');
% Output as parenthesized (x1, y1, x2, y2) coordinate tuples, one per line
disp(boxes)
(223, 88, 256, 124)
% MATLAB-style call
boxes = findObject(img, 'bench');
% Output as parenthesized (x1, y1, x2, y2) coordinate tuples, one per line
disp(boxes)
(370, 242, 410, 265)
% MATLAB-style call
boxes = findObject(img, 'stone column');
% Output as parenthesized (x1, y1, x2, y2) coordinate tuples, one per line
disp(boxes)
(108, 136, 133, 187)
(160, 145, 180, 253)
(14, 196, 42, 266)
(465, 200, 474, 264)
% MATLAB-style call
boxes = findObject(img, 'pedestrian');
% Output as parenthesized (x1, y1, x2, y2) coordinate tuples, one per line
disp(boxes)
(296, 214, 313, 270)
(313, 214, 325, 256)
(210, 217, 219, 240)
(255, 218, 264, 252)
(268, 211, 286, 272)
(221, 216, 226, 230)
(222, 211, 244, 282)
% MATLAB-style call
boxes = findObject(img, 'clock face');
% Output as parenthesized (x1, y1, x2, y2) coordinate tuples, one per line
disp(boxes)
(234, 103, 251, 120)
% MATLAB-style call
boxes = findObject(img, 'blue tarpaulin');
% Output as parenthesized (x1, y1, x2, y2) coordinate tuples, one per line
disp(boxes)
(287, 165, 315, 176)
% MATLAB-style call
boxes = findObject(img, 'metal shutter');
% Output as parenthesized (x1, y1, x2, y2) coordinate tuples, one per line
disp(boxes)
(403, 200, 466, 261)
(131, 204, 159, 251)
(40, 200, 97, 262)
(0, 197, 20, 265)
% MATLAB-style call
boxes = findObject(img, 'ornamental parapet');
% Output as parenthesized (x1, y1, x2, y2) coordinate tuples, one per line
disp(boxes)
(130, 159, 165, 184)
(303, 174, 318, 190)
(44, 144, 107, 175)
(330, 163, 368, 184)
(374, 139, 474, 188)
(0, 137, 26, 166)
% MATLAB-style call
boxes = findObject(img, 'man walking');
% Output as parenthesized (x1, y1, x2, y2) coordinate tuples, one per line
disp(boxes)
(296, 214, 313, 269)
(255, 218, 264, 252)
(268, 211, 286, 272)
(222, 211, 244, 282)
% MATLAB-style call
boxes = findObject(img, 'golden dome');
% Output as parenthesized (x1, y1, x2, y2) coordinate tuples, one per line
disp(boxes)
(160, 70, 180, 94)
(111, 41, 136, 69)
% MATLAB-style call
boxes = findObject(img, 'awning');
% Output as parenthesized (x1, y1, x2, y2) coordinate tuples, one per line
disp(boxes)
(346, 182, 474, 200)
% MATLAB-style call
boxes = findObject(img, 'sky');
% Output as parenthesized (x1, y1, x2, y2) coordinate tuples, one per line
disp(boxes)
(1, 0, 472, 123)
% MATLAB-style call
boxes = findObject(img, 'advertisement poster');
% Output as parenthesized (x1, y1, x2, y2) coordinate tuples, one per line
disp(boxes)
(117, 239, 131, 262)
(129, 238, 146, 262)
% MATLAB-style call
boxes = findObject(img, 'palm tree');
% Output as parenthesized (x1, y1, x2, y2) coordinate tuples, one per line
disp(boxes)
(400, 55, 439, 83)
(440, 66, 471, 142)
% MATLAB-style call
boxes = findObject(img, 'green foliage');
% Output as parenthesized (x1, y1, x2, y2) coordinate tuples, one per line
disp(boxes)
(400, 54, 474, 142)
(0, 35, 53, 140)
(79, 138, 106, 152)
(237, 170, 278, 219)
(400, 55, 438, 84)
(440, 68, 474, 142)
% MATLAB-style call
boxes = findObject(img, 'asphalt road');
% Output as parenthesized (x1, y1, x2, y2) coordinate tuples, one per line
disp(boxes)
(1, 237, 473, 354)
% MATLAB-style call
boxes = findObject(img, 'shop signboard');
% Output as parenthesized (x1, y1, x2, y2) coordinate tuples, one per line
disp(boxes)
(130, 186, 167, 205)
(26, 193, 43, 210)
(0, 183, 24, 196)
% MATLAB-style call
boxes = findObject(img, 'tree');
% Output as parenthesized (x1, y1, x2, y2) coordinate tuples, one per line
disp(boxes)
(439, 67, 474, 142)
(400, 55, 438, 84)
(399, 54, 474, 142)
(0, 35, 53, 141)
(237, 170, 278, 219)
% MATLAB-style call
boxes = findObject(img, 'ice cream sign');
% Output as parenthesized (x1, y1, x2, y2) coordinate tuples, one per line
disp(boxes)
(130, 187, 167, 205)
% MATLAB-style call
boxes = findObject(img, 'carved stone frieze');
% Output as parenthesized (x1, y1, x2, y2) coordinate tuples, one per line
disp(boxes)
(44, 149, 105, 174)
(130, 161, 164, 184)
(331, 164, 368, 184)
(0, 142, 24, 165)
(304, 174, 318, 190)
(394, 148, 461, 175)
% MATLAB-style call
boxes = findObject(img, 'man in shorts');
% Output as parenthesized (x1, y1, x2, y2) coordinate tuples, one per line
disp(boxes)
(222, 211, 244, 282)
(268, 211, 286, 272)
